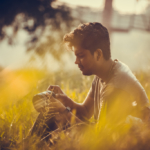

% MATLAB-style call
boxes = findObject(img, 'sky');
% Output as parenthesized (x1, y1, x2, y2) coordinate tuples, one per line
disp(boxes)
(57, 0, 150, 14)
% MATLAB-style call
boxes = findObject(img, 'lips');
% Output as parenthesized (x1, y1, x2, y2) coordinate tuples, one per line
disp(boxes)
(78, 65, 83, 69)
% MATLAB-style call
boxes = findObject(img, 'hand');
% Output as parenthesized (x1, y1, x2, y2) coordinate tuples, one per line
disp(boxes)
(47, 85, 71, 106)
(47, 85, 64, 94)
(48, 99, 66, 114)
(44, 98, 68, 125)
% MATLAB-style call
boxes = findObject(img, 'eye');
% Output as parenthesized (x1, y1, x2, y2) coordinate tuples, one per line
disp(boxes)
(79, 55, 84, 58)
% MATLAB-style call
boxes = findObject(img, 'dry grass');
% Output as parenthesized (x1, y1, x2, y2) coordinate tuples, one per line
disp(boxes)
(0, 68, 150, 150)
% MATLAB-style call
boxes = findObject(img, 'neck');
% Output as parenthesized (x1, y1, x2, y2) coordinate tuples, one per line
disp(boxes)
(95, 58, 114, 82)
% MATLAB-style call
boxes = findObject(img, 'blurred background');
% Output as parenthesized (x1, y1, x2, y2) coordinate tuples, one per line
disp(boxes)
(1, 1, 150, 148)
(0, 0, 150, 72)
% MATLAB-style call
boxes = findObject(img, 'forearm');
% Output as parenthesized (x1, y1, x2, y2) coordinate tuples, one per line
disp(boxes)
(61, 97, 77, 110)
(62, 99, 89, 121)
(58, 99, 87, 123)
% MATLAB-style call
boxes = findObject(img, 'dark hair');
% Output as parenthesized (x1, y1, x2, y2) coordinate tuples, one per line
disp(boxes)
(63, 22, 111, 60)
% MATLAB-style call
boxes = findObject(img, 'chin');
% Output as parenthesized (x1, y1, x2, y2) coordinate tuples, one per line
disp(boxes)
(82, 70, 93, 76)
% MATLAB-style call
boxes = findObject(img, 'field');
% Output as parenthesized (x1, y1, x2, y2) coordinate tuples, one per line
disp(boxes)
(0, 68, 150, 150)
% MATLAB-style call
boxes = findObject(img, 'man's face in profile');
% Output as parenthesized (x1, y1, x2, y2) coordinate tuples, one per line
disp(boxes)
(73, 46, 97, 76)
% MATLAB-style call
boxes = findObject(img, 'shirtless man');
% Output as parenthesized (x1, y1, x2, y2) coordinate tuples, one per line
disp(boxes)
(31, 22, 150, 137)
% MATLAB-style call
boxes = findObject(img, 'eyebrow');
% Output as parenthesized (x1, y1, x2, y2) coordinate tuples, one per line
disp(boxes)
(75, 52, 84, 56)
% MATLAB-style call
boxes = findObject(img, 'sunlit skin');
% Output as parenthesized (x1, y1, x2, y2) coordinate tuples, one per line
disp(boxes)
(74, 47, 97, 76)
(74, 46, 114, 82)
(48, 47, 114, 123)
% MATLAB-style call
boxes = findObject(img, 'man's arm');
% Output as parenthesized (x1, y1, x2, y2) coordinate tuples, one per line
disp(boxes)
(53, 88, 94, 121)
(48, 84, 95, 121)
(73, 90, 94, 121)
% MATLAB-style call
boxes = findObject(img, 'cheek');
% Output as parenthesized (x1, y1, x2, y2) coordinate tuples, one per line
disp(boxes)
(80, 58, 87, 66)
(80, 58, 84, 63)
(81, 58, 91, 68)
(81, 56, 89, 62)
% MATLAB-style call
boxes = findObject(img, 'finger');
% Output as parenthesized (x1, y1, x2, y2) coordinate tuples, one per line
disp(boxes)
(47, 85, 59, 94)
(55, 93, 61, 99)
(55, 93, 65, 100)
(49, 102, 60, 107)
(47, 109, 58, 114)
(55, 85, 64, 94)
(55, 94, 67, 103)
(48, 106, 57, 110)
(47, 85, 54, 91)
(44, 113, 59, 120)
(53, 85, 63, 94)
(54, 94, 64, 103)
(45, 107, 58, 113)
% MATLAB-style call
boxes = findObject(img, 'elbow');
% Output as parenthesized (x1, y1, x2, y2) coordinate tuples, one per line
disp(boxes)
(78, 104, 93, 121)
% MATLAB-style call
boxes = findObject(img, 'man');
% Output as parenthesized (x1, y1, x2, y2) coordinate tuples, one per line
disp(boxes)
(31, 22, 150, 137)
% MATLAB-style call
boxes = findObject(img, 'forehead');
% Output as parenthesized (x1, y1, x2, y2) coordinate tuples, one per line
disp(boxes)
(73, 46, 89, 55)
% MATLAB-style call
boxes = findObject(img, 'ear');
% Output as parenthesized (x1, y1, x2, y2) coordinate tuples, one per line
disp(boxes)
(96, 49, 102, 61)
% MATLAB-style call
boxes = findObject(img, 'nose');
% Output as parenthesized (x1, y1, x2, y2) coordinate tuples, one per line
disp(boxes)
(75, 57, 80, 64)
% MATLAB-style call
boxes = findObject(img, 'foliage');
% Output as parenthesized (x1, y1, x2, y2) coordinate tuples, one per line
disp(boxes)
(0, 0, 78, 60)
(0, 68, 150, 149)
(0, 0, 73, 40)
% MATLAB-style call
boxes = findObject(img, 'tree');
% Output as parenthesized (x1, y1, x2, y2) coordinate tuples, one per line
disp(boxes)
(0, 0, 75, 59)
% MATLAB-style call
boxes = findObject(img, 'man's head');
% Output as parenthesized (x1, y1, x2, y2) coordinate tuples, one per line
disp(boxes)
(63, 22, 111, 75)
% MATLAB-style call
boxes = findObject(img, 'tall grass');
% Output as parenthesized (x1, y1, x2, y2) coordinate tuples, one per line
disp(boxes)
(0, 68, 150, 150)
